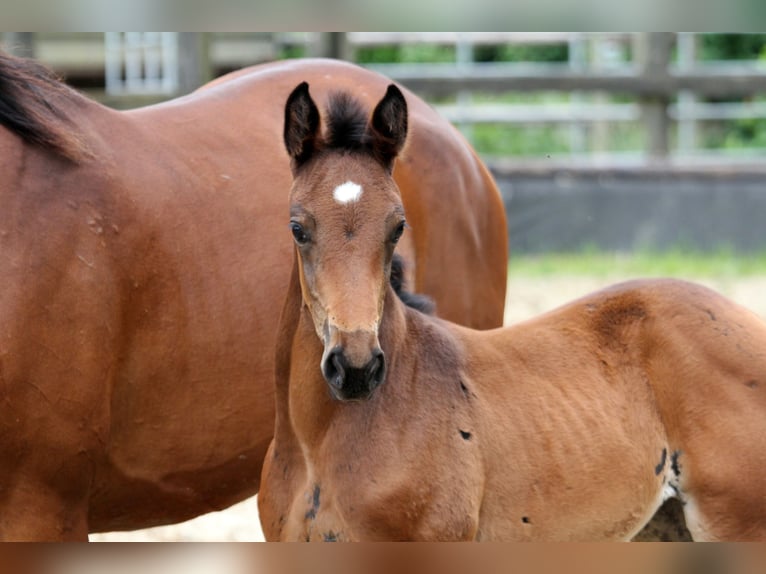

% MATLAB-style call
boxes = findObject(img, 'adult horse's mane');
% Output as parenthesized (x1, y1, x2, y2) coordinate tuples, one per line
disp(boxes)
(0, 51, 89, 162)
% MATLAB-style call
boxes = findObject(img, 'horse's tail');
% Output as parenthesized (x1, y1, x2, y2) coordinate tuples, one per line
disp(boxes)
(0, 50, 90, 162)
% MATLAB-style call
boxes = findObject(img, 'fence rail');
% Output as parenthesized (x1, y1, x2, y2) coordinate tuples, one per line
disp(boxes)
(363, 61, 766, 98)
(352, 33, 766, 161)
(4, 32, 766, 163)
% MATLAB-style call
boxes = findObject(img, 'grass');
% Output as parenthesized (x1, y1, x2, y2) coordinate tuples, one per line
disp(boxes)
(509, 248, 766, 279)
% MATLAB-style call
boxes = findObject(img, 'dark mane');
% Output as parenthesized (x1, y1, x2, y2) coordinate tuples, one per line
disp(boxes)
(0, 50, 90, 162)
(390, 254, 435, 315)
(323, 91, 372, 152)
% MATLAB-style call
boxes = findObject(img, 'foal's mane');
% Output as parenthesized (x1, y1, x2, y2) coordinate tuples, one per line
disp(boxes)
(0, 51, 90, 162)
(391, 254, 435, 315)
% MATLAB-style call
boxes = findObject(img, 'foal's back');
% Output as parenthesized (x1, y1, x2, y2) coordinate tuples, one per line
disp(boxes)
(456, 278, 766, 540)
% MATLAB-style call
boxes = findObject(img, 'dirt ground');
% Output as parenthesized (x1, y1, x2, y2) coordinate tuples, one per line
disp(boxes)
(91, 274, 766, 541)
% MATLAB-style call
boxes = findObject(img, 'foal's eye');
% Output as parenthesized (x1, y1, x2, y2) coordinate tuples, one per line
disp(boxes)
(290, 222, 310, 245)
(390, 221, 406, 245)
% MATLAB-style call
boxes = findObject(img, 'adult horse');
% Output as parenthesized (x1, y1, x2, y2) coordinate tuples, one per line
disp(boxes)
(259, 82, 766, 541)
(0, 52, 507, 540)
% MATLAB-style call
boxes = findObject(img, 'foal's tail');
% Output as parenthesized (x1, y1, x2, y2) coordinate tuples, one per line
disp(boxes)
(0, 50, 90, 162)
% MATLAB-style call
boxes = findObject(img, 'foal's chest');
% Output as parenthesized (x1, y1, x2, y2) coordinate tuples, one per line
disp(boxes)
(283, 473, 480, 542)
(282, 413, 483, 542)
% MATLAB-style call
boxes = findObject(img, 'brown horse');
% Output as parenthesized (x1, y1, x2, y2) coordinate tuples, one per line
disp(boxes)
(259, 82, 766, 541)
(0, 52, 507, 540)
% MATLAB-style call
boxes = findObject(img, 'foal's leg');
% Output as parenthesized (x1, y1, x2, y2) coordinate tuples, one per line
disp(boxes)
(676, 450, 766, 542)
(648, 282, 766, 541)
(673, 363, 766, 539)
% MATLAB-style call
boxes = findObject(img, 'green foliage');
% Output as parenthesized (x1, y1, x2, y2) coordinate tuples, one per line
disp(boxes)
(508, 248, 766, 278)
(355, 45, 401, 63)
(694, 92, 766, 151)
(470, 124, 570, 157)
(351, 34, 766, 156)
(356, 41, 568, 65)
(473, 44, 568, 63)
(467, 120, 645, 157)
(698, 34, 766, 61)
(356, 44, 456, 64)
(724, 117, 766, 149)
(278, 45, 307, 59)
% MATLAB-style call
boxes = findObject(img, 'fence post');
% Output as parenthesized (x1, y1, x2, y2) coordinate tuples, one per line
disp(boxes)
(568, 33, 587, 156)
(591, 35, 625, 156)
(311, 33, 352, 60)
(677, 33, 698, 154)
(176, 32, 211, 95)
(635, 33, 674, 161)
(2, 32, 34, 57)
(455, 33, 475, 144)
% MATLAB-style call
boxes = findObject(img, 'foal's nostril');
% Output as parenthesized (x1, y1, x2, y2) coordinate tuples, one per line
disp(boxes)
(366, 349, 386, 387)
(323, 347, 347, 390)
(322, 346, 386, 400)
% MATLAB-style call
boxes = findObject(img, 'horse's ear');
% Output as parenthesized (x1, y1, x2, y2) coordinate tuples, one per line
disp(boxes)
(284, 82, 321, 170)
(370, 84, 408, 171)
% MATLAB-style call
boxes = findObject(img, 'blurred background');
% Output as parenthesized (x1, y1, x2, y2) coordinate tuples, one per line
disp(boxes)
(7, 32, 766, 162)
(3, 32, 766, 541)
(4, 33, 765, 255)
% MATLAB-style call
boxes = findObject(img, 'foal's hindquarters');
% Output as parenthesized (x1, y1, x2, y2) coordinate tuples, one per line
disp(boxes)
(462, 278, 766, 541)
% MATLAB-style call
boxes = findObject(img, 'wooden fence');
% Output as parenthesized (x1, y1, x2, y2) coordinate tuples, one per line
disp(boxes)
(341, 33, 766, 162)
(4, 32, 766, 163)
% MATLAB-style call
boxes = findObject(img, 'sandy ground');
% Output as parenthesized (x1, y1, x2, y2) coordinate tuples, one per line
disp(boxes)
(503, 275, 766, 326)
(91, 274, 766, 541)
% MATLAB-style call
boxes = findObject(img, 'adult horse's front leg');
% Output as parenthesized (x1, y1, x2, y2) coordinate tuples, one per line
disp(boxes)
(0, 472, 90, 541)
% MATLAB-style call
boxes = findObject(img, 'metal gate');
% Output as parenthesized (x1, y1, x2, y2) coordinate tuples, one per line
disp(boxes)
(104, 32, 178, 95)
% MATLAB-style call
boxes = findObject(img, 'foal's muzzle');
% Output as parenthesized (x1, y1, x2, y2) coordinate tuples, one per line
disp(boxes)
(322, 346, 386, 401)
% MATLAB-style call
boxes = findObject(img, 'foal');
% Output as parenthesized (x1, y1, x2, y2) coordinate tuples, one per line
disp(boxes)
(258, 83, 766, 541)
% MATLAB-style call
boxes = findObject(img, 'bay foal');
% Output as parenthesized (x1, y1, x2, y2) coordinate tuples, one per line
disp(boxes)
(259, 82, 766, 541)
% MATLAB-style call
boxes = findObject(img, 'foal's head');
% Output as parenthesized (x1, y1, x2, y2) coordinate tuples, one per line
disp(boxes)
(283, 81, 408, 402)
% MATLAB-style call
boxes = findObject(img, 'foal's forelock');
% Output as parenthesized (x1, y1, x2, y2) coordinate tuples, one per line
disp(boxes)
(323, 91, 372, 152)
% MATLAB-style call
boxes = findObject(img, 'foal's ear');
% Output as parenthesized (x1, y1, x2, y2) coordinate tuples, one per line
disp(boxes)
(284, 82, 321, 170)
(370, 84, 408, 171)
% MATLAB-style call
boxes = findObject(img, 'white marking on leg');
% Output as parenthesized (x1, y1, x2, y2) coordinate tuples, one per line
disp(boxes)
(333, 181, 363, 204)
(680, 495, 711, 540)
